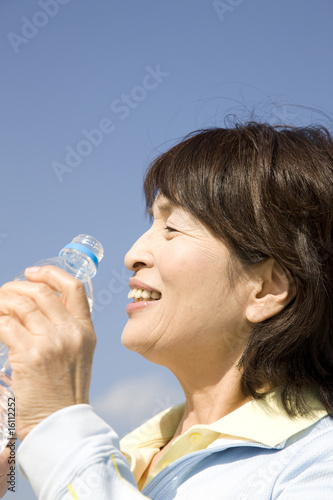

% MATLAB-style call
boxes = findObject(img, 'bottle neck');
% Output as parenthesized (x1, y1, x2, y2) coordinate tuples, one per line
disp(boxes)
(61, 243, 99, 269)
(59, 248, 97, 278)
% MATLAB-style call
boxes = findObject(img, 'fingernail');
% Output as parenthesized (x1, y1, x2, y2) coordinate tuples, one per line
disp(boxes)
(25, 266, 41, 273)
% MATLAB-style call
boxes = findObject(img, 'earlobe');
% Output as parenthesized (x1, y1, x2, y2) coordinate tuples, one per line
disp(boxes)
(245, 259, 295, 324)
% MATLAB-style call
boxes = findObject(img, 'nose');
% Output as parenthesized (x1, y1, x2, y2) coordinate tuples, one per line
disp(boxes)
(124, 228, 155, 272)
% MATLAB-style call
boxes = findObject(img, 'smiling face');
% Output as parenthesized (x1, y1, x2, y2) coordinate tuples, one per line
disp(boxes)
(122, 195, 254, 372)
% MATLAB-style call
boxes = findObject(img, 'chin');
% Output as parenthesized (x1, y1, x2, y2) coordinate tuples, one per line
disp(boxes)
(121, 326, 166, 366)
(121, 324, 148, 354)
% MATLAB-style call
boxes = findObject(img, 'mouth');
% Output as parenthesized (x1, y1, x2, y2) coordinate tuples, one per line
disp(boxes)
(127, 288, 162, 303)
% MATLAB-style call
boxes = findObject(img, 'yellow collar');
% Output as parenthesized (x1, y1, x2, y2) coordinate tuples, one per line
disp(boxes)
(120, 388, 327, 485)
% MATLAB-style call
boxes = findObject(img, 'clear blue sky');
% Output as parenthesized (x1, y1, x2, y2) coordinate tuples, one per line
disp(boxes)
(1, 1, 333, 497)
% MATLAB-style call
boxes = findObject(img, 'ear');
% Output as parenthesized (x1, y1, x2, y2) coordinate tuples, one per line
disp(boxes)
(245, 259, 296, 324)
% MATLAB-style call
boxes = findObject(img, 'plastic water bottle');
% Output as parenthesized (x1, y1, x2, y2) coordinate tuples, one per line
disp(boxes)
(0, 234, 104, 453)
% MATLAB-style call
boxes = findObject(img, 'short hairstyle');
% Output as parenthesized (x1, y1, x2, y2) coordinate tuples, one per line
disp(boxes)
(143, 122, 333, 416)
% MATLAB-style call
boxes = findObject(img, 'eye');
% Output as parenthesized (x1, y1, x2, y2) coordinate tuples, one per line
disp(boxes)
(164, 226, 177, 233)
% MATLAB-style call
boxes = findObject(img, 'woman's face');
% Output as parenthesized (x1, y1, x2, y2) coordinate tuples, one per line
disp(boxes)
(122, 195, 253, 368)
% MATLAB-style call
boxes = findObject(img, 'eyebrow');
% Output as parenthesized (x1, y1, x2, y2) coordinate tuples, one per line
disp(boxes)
(147, 200, 174, 217)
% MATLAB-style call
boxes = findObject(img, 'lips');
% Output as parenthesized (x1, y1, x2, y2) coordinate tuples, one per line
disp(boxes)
(126, 278, 162, 314)
(126, 298, 159, 314)
(128, 278, 161, 295)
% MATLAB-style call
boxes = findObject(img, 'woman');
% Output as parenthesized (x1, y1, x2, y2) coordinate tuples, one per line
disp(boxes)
(0, 122, 332, 499)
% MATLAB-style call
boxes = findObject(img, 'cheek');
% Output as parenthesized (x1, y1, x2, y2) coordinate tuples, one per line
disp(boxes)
(159, 245, 214, 292)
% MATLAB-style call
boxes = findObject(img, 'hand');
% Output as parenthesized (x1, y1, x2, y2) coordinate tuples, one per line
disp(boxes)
(0, 266, 96, 441)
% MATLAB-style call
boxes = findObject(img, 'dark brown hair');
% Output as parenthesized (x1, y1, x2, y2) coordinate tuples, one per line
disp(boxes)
(143, 122, 333, 416)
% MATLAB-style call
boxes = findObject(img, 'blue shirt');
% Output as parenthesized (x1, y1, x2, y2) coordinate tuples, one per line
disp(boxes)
(17, 391, 333, 499)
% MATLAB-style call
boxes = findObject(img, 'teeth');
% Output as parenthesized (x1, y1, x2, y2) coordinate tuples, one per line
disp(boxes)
(127, 289, 137, 299)
(127, 288, 162, 300)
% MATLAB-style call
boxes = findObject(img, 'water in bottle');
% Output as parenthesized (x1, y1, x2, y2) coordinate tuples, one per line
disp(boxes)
(0, 234, 103, 453)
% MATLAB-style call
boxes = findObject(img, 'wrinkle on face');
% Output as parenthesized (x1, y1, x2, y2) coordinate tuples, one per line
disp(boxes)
(123, 194, 253, 371)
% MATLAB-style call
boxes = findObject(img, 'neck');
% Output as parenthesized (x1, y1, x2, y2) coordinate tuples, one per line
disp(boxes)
(168, 355, 250, 438)
(146, 329, 251, 437)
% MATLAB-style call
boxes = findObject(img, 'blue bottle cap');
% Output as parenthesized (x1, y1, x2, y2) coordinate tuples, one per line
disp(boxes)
(62, 243, 99, 269)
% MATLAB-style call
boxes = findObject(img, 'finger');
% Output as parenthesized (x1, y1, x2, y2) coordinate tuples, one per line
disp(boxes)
(2, 266, 91, 322)
(0, 294, 85, 362)
(0, 313, 30, 350)
(1, 279, 72, 326)
(24, 266, 91, 319)
(0, 290, 60, 340)
(0, 293, 95, 369)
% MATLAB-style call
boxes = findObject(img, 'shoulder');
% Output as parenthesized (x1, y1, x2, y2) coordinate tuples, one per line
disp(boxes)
(271, 416, 333, 497)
